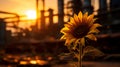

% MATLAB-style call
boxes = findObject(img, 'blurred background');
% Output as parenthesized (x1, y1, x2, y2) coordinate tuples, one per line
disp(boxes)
(0, 0, 120, 67)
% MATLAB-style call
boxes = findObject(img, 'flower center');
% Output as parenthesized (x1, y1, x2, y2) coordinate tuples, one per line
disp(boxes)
(72, 24, 89, 38)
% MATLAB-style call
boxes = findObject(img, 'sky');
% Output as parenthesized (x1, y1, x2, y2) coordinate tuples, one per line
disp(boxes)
(0, 0, 58, 17)
(0, 0, 58, 31)
(0, 0, 100, 19)
(0, 0, 99, 32)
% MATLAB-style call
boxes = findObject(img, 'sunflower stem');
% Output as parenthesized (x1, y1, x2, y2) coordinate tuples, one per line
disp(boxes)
(78, 44, 82, 67)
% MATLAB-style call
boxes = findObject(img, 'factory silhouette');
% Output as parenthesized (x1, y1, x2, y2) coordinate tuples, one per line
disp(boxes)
(0, 0, 120, 54)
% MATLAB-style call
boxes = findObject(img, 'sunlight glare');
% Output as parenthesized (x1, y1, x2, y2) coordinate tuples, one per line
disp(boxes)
(25, 10, 36, 20)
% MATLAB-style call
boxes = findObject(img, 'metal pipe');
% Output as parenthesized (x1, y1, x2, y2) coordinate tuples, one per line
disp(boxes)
(36, 0, 39, 29)
(0, 10, 20, 22)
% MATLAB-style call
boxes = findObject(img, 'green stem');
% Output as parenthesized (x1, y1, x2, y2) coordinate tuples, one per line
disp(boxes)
(78, 44, 82, 67)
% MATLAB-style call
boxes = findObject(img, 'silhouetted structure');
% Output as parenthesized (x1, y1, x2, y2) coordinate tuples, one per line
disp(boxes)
(98, 0, 108, 24)
(48, 8, 53, 27)
(110, 0, 120, 19)
(0, 19, 6, 45)
(0, 0, 120, 46)
(83, 0, 93, 14)
(40, 10, 46, 30)
(72, 0, 82, 14)
(58, 0, 64, 29)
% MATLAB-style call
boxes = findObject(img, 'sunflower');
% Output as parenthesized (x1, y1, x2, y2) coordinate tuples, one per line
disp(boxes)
(60, 11, 101, 47)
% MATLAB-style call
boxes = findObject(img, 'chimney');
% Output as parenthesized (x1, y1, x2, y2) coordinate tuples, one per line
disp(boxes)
(83, 0, 93, 14)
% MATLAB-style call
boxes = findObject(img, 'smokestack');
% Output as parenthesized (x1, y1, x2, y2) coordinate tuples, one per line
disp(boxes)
(72, 0, 82, 14)
(110, 0, 120, 19)
(40, 10, 45, 30)
(83, 0, 93, 14)
(99, 0, 107, 14)
(48, 8, 53, 26)
(58, 0, 64, 29)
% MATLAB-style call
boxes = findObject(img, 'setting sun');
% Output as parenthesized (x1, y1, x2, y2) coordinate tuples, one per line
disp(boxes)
(25, 10, 36, 20)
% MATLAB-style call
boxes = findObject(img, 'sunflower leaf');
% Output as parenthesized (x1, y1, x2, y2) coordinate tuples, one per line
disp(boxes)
(73, 39, 81, 50)
(83, 46, 104, 57)
(66, 38, 76, 46)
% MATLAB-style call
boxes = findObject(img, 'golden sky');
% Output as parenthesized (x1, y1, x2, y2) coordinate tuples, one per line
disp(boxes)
(0, 0, 58, 31)
(0, 0, 58, 17)
(0, 0, 99, 32)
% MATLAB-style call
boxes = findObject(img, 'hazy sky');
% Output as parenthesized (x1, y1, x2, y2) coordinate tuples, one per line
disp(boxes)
(0, 0, 59, 31)
(0, 0, 58, 17)
(0, 0, 100, 18)
(0, 0, 99, 32)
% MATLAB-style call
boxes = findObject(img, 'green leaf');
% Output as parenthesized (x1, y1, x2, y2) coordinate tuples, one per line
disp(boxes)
(83, 46, 104, 57)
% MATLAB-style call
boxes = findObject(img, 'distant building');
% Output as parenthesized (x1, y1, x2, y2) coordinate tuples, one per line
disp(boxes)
(110, 0, 120, 19)
(83, 0, 93, 14)
(0, 19, 6, 45)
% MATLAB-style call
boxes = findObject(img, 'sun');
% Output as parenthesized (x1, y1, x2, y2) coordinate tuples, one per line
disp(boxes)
(25, 10, 37, 20)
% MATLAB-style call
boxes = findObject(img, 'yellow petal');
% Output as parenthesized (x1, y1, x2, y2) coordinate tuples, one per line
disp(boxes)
(86, 34, 97, 41)
(60, 27, 71, 34)
(74, 14, 79, 24)
(65, 39, 70, 46)
(88, 29, 100, 34)
(60, 35, 66, 40)
(89, 18, 97, 26)
(70, 17, 77, 26)
(68, 22, 75, 26)
(66, 22, 76, 29)
(61, 27, 70, 31)
(65, 34, 74, 39)
(90, 23, 102, 30)
(78, 11, 82, 22)
(87, 14, 94, 24)
(83, 12, 88, 23)
(64, 24, 73, 30)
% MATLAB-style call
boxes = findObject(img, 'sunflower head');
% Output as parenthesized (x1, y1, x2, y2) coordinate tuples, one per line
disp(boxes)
(60, 11, 101, 46)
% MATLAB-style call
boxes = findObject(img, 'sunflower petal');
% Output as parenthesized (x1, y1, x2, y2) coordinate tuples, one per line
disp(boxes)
(89, 18, 97, 26)
(60, 35, 66, 40)
(65, 39, 70, 46)
(90, 23, 102, 30)
(88, 29, 100, 34)
(87, 14, 94, 24)
(67, 22, 76, 29)
(63, 34, 74, 39)
(70, 17, 77, 26)
(78, 11, 82, 22)
(74, 14, 79, 24)
(73, 38, 81, 50)
(64, 23, 73, 30)
(86, 34, 97, 41)
(60, 11, 101, 48)
(60, 27, 71, 34)
(83, 12, 88, 23)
